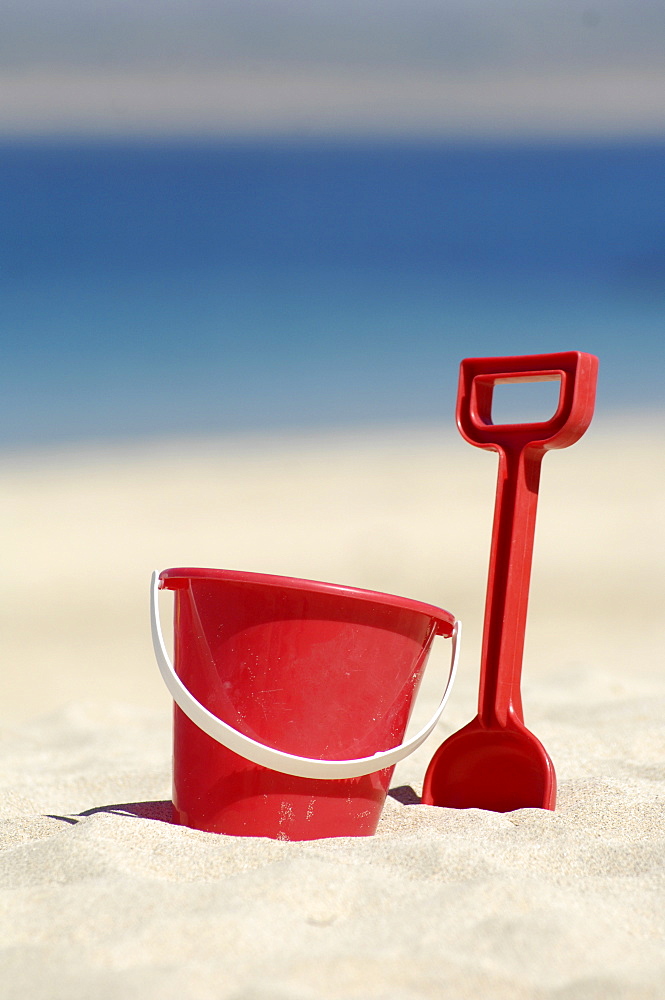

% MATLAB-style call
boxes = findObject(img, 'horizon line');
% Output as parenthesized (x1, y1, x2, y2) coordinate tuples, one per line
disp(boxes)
(2, 67, 665, 140)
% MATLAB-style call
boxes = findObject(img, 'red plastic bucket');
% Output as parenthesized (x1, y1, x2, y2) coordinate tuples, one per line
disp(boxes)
(151, 567, 459, 841)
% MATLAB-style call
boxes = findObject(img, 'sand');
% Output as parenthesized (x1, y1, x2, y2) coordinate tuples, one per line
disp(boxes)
(0, 417, 663, 999)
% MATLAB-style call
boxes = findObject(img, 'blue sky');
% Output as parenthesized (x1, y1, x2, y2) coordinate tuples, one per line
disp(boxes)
(1, 1, 664, 137)
(0, 4, 663, 447)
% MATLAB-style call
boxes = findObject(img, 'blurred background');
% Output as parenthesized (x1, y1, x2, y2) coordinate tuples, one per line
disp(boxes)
(0, 1, 663, 725)
(1, 0, 664, 447)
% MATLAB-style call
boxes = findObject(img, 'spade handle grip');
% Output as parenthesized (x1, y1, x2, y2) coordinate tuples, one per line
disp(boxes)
(457, 351, 598, 455)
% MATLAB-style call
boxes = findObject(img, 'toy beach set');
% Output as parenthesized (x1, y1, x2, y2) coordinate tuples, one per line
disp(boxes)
(151, 351, 598, 841)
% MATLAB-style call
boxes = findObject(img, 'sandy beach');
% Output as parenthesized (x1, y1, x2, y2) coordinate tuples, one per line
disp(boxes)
(1, 416, 663, 999)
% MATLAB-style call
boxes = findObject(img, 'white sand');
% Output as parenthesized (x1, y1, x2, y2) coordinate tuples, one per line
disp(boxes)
(1, 417, 663, 999)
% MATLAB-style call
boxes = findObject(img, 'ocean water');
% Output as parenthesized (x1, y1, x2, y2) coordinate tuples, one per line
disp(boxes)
(1, 138, 664, 448)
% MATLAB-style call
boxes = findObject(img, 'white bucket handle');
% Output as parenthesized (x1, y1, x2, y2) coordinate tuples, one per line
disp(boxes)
(151, 571, 460, 780)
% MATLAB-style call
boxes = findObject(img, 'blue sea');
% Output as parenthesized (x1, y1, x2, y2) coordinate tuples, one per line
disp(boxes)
(1, 138, 664, 448)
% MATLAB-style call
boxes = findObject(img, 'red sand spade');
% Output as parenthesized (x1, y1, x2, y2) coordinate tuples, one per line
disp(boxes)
(422, 351, 598, 812)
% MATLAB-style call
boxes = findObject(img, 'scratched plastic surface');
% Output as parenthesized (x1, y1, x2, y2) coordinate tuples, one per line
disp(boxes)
(161, 567, 454, 840)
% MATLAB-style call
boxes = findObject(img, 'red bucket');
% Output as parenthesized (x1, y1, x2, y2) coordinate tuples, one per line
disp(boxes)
(151, 568, 459, 841)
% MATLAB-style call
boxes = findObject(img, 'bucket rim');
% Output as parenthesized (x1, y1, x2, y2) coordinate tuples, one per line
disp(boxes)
(158, 566, 455, 636)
